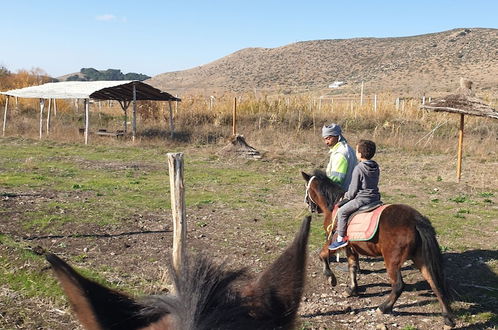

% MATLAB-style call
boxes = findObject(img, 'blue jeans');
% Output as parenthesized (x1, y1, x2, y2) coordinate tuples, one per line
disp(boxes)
(336, 198, 371, 237)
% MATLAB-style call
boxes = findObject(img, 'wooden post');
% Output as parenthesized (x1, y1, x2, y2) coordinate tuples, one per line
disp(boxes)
(84, 99, 90, 145)
(2, 96, 8, 137)
(168, 100, 174, 137)
(374, 94, 377, 112)
(175, 95, 178, 114)
(39, 99, 45, 139)
(167, 152, 187, 276)
(132, 83, 137, 142)
(456, 114, 464, 182)
(360, 81, 364, 106)
(46, 98, 51, 135)
(232, 96, 237, 135)
(53, 98, 57, 117)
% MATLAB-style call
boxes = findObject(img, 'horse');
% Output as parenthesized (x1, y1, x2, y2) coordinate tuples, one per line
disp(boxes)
(302, 170, 455, 328)
(46, 216, 311, 330)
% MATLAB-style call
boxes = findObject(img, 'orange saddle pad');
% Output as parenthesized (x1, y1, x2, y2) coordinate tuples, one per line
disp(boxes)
(346, 204, 390, 241)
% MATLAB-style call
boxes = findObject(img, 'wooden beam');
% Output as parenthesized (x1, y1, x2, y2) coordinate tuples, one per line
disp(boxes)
(456, 114, 464, 182)
(2, 96, 8, 136)
(167, 152, 187, 276)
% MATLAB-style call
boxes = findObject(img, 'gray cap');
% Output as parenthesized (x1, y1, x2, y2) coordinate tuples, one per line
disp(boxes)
(321, 124, 342, 138)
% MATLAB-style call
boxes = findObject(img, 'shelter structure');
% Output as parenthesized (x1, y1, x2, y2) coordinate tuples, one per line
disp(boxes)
(420, 78, 498, 181)
(1, 81, 180, 144)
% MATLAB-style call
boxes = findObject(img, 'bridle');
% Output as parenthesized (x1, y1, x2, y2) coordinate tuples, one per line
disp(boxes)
(305, 175, 337, 240)
(304, 176, 319, 213)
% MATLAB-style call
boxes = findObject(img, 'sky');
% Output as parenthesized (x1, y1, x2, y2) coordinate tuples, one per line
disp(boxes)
(1, 0, 497, 78)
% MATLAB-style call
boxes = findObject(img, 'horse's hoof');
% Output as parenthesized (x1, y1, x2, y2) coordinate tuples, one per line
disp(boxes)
(328, 276, 337, 287)
(345, 287, 358, 297)
(443, 317, 455, 329)
(376, 305, 392, 315)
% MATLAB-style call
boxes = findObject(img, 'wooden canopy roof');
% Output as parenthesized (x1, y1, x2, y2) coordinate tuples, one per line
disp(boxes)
(0, 80, 181, 102)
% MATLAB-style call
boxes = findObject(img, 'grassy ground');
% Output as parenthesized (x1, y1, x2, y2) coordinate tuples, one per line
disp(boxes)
(0, 134, 497, 329)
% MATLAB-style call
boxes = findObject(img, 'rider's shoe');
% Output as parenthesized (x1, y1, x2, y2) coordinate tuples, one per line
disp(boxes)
(328, 240, 348, 251)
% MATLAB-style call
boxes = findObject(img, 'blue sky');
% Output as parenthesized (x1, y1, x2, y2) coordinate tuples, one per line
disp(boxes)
(1, 0, 497, 77)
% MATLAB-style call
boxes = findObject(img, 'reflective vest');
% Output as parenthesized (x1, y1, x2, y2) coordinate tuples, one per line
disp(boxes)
(326, 141, 357, 190)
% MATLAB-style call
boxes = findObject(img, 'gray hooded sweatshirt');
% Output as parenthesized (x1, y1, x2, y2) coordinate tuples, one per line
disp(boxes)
(344, 160, 380, 203)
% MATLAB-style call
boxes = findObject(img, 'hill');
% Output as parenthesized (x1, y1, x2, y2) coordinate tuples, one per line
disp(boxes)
(148, 28, 498, 96)
(58, 68, 150, 82)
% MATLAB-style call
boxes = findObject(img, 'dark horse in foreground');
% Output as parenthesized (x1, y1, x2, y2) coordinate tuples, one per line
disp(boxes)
(302, 170, 455, 328)
(46, 216, 311, 330)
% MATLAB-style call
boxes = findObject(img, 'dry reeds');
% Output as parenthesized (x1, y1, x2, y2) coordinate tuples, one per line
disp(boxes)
(1, 92, 497, 158)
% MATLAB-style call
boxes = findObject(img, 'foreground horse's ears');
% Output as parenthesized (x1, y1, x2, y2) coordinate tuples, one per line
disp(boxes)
(242, 216, 311, 328)
(46, 254, 152, 330)
(301, 171, 311, 182)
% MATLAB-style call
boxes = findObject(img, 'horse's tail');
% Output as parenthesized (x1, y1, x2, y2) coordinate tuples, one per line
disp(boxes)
(414, 213, 448, 297)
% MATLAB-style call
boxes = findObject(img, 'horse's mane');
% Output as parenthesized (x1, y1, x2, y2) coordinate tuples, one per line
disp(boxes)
(312, 169, 345, 211)
(140, 256, 259, 330)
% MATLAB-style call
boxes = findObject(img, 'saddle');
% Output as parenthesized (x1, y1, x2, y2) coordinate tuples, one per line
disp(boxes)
(331, 201, 390, 242)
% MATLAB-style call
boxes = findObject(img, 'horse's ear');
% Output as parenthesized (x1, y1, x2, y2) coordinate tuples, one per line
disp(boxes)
(242, 216, 311, 328)
(46, 254, 154, 330)
(301, 171, 311, 182)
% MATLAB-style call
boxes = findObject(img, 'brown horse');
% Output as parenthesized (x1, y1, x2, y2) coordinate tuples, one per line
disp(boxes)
(46, 216, 311, 330)
(302, 170, 455, 328)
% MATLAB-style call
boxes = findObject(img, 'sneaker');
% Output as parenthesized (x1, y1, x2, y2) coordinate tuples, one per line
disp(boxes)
(328, 240, 348, 251)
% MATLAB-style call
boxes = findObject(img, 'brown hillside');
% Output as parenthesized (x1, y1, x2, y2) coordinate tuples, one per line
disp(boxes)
(148, 28, 498, 96)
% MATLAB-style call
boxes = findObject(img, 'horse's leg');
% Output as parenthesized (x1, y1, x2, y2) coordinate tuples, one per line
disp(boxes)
(377, 260, 404, 314)
(345, 248, 359, 296)
(412, 257, 455, 328)
(319, 242, 337, 287)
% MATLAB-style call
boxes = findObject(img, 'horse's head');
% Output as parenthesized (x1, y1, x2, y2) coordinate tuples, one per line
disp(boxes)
(302, 170, 345, 214)
(47, 216, 312, 330)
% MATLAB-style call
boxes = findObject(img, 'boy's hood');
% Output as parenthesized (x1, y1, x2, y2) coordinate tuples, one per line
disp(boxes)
(361, 160, 379, 172)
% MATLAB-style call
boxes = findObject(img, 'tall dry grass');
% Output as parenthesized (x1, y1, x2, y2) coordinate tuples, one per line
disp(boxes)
(1, 92, 497, 159)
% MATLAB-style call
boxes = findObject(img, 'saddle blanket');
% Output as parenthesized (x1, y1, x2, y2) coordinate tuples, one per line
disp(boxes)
(332, 204, 391, 241)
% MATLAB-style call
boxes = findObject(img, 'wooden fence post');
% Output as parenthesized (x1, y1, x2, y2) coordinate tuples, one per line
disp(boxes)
(39, 99, 45, 139)
(168, 100, 174, 138)
(232, 97, 237, 135)
(456, 114, 465, 182)
(360, 81, 364, 106)
(84, 99, 89, 145)
(46, 98, 51, 135)
(2, 96, 8, 137)
(168, 153, 187, 275)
